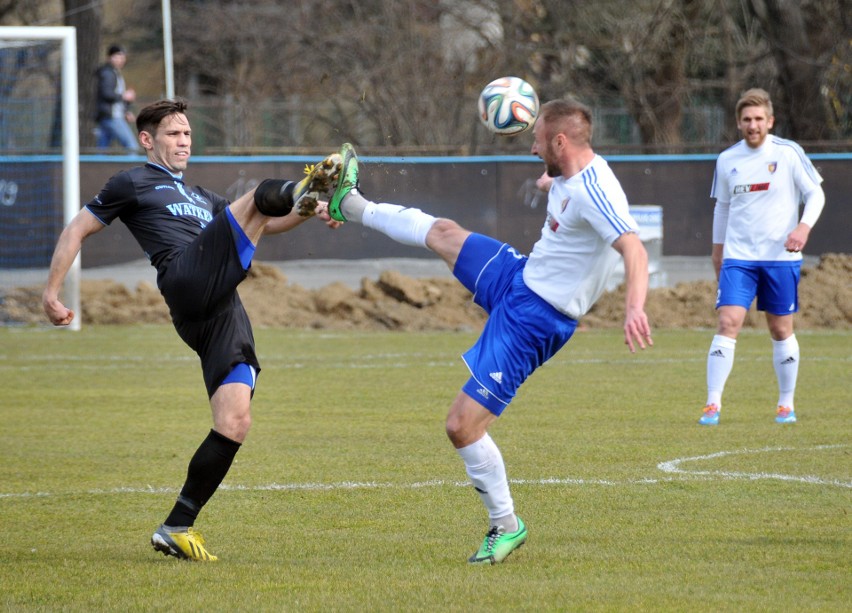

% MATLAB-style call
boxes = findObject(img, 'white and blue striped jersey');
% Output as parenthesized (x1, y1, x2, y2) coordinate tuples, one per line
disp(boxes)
(711, 136, 823, 262)
(523, 155, 637, 319)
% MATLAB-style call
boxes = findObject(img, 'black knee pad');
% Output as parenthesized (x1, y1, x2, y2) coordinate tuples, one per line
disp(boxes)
(253, 179, 294, 216)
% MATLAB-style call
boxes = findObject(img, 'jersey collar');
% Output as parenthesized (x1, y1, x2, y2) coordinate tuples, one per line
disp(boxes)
(145, 162, 184, 182)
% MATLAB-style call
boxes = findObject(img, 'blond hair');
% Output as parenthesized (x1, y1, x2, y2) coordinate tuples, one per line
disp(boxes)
(538, 98, 593, 146)
(736, 88, 773, 120)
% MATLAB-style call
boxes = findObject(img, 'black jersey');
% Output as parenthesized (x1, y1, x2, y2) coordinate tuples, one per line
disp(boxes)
(86, 162, 260, 396)
(85, 162, 230, 271)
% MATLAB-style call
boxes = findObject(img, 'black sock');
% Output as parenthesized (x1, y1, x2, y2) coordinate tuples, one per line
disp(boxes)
(164, 429, 241, 528)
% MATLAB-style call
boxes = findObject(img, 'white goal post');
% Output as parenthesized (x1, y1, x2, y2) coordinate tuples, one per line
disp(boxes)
(0, 26, 80, 329)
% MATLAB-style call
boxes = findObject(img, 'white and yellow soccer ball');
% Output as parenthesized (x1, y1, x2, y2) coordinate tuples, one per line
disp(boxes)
(477, 76, 540, 136)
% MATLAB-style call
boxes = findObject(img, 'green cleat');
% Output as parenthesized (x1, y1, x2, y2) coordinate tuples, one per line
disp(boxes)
(328, 143, 359, 222)
(468, 516, 527, 565)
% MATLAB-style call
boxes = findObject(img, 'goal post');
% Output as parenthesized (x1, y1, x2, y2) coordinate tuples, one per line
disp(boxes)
(0, 26, 80, 329)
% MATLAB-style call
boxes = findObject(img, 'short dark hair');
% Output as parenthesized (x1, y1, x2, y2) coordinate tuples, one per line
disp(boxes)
(136, 98, 189, 135)
(107, 44, 125, 56)
(538, 98, 593, 145)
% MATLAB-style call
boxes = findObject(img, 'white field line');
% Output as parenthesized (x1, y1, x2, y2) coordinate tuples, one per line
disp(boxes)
(1, 445, 848, 500)
(657, 444, 852, 488)
(1, 351, 849, 367)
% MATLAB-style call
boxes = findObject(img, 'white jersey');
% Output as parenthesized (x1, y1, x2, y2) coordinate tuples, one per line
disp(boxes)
(523, 155, 637, 319)
(711, 136, 823, 262)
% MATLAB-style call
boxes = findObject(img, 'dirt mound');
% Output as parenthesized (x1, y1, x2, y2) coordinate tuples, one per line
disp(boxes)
(3, 254, 850, 330)
(586, 252, 851, 329)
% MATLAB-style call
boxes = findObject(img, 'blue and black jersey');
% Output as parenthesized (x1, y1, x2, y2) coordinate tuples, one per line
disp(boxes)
(86, 162, 230, 271)
(86, 162, 260, 397)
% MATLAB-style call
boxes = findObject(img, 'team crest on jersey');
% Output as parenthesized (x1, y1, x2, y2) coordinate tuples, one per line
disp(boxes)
(547, 213, 559, 232)
(768, 162, 778, 174)
(545, 198, 569, 232)
(733, 182, 769, 194)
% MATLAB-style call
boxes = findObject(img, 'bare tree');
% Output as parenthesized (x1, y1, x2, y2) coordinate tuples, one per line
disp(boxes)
(603, 0, 698, 146)
(746, 0, 850, 141)
(12, 0, 841, 152)
(149, 0, 512, 153)
(0, 0, 47, 25)
(64, 0, 102, 149)
(507, 0, 724, 149)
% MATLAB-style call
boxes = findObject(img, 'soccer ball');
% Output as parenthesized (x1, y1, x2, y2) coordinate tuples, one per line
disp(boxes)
(478, 76, 540, 135)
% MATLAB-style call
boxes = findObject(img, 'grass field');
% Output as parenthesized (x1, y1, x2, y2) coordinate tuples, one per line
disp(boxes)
(1, 325, 849, 611)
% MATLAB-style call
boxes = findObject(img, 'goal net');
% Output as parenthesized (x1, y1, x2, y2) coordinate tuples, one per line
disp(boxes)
(0, 27, 80, 329)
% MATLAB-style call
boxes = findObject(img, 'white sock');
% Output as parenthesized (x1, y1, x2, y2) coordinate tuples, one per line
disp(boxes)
(343, 195, 436, 248)
(339, 189, 370, 223)
(706, 334, 736, 408)
(772, 334, 799, 409)
(456, 434, 516, 531)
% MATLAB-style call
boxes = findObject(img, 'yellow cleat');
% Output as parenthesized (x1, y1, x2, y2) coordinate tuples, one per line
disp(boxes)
(291, 153, 342, 217)
(151, 525, 218, 562)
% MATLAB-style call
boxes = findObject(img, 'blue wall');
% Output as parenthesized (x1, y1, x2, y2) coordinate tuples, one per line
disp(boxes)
(73, 154, 850, 266)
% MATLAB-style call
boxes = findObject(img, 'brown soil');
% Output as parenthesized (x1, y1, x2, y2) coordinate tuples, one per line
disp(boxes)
(2, 253, 850, 330)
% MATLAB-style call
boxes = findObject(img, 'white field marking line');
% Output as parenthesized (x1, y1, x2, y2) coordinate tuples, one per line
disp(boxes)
(2, 354, 847, 375)
(657, 444, 852, 488)
(3, 444, 849, 500)
(0, 477, 655, 500)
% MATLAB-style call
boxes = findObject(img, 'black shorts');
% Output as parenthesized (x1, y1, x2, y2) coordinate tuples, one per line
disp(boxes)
(157, 213, 260, 398)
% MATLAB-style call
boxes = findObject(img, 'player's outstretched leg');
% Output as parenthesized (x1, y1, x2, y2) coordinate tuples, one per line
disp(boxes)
(292, 152, 343, 217)
(328, 143, 359, 222)
(151, 524, 218, 562)
(326, 143, 437, 248)
(468, 516, 528, 565)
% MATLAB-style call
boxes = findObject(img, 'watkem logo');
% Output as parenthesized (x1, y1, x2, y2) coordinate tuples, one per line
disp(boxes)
(733, 182, 769, 194)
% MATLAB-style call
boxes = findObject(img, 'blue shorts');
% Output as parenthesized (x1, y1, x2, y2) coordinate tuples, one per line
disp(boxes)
(717, 260, 801, 315)
(453, 234, 578, 416)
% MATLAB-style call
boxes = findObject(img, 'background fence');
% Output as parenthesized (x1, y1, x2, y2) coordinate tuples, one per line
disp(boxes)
(74, 154, 850, 267)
